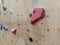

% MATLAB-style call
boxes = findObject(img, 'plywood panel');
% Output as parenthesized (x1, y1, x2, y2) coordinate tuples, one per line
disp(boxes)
(0, 0, 58, 45)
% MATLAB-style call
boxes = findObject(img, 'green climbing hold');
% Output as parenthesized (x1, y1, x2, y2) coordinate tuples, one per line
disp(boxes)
(2, 6, 7, 11)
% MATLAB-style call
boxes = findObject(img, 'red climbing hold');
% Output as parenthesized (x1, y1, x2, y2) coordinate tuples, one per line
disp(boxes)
(30, 8, 45, 24)
(11, 28, 16, 35)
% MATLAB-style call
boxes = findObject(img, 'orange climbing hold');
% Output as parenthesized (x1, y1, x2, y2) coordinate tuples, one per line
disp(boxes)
(11, 28, 16, 35)
(30, 8, 45, 24)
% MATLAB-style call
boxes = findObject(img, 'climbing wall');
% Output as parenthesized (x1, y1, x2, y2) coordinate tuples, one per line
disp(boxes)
(0, 0, 59, 45)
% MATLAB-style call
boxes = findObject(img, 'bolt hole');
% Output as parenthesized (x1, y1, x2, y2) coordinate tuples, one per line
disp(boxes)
(27, 29, 29, 32)
(41, 23, 43, 24)
(29, 37, 33, 42)
(18, 24, 20, 26)
(29, 13, 32, 17)
(46, 15, 49, 17)
(17, 15, 19, 16)
(47, 29, 49, 31)
(33, 10, 36, 14)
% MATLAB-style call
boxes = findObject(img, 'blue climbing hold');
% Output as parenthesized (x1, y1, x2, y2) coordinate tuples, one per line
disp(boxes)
(3, 25, 8, 31)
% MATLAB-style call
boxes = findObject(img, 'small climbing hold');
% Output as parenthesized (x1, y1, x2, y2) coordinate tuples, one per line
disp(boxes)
(11, 28, 16, 35)
(9, 9, 13, 14)
(30, 8, 45, 24)
(3, 25, 8, 31)
(2, 5, 7, 11)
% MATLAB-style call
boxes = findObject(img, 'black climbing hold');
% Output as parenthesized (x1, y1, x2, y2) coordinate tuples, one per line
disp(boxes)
(29, 37, 33, 42)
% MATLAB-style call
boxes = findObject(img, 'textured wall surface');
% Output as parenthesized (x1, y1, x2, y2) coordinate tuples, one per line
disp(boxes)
(0, 0, 59, 45)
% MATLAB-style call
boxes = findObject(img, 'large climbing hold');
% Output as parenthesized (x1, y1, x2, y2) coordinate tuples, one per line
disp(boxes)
(30, 8, 45, 24)
(11, 28, 16, 35)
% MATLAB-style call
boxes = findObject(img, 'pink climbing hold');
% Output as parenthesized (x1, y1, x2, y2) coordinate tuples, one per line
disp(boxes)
(30, 8, 45, 24)
(11, 28, 16, 35)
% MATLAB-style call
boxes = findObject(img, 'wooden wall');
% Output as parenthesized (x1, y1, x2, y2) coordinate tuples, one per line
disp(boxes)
(0, 0, 59, 45)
